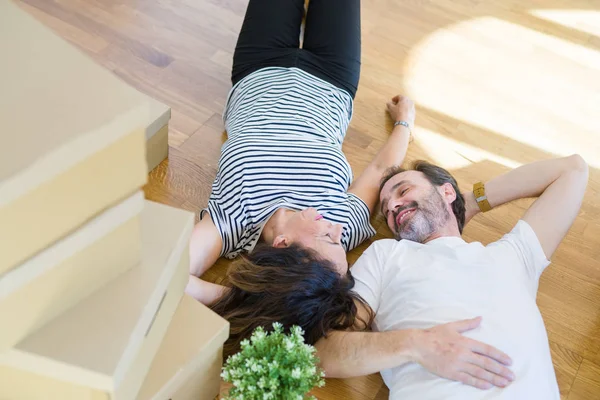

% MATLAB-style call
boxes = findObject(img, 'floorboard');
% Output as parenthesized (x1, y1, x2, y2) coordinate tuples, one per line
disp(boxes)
(15, 0, 600, 398)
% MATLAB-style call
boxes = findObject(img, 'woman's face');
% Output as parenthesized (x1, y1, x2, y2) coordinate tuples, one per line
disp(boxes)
(275, 208, 348, 274)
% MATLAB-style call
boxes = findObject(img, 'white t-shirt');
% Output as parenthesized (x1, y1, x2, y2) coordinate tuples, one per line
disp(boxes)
(351, 220, 559, 399)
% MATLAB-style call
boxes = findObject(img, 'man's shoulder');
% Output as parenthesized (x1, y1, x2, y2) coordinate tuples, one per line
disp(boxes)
(366, 238, 402, 253)
(360, 238, 414, 265)
(352, 238, 399, 267)
(372, 237, 399, 247)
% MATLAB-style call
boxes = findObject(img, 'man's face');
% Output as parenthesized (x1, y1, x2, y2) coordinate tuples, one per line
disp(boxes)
(379, 171, 452, 242)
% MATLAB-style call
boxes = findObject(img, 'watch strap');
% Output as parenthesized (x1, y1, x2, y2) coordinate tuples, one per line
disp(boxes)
(473, 182, 492, 212)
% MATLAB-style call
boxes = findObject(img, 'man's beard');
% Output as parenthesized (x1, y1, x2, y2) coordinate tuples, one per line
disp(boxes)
(392, 187, 451, 243)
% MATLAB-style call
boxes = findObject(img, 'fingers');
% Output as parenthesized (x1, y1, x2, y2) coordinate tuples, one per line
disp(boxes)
(454, 372, 493, 390)
(468, 339, 512, 366)
(449, 316, 482, 333)
(446, 317, 512, 365)
(461, 363, 510, 389)
(468, 353, 515, 382)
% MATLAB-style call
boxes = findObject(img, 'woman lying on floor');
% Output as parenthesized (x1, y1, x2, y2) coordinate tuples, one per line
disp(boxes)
(187, 0, 413, 356)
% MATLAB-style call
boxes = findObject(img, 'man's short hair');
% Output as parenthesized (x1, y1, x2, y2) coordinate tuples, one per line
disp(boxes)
(379, 161, 466, 233)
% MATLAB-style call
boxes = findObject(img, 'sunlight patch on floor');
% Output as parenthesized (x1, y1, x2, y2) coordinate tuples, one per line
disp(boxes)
(414, 127, 522, 170)
(402, 16, 600, 168)
(530, 9, 600, 38)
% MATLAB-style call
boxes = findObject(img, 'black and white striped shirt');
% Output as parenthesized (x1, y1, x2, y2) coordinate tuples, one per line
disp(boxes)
(203, 67, 375, 259)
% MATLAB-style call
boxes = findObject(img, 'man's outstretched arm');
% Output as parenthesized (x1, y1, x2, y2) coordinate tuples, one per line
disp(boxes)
(464, 154, 589, 259)
(315, 313, 515, 390)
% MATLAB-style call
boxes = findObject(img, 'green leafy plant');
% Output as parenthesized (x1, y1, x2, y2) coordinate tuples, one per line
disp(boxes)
(221, 322, 326, 400)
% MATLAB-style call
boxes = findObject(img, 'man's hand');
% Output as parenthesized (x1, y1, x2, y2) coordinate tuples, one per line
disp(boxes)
(387, 95, 416, 129)
(411, 317, 515, 390)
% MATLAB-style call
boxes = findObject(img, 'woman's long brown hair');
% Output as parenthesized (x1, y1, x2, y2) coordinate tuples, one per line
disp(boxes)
(210, 244, 374, 359)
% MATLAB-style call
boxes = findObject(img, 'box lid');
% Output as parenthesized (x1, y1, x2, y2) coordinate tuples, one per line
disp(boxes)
(137, 295, 230, 400)
(0, 1, 169, 206)
(0, 200, 194, 392)
(0, 191, 144, 299)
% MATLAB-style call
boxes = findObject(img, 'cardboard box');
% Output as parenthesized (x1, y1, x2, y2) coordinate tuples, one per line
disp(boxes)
(0, 191, 144, 351)
(137, 295, 230, 400)
(0, 201, 194, 400)
(0, 0, 171, 274)
(146, 103, 171, 172)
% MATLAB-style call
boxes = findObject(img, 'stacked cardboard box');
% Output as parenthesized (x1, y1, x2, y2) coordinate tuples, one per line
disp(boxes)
(138, 295, 230, 400)
(0, 2, 229, 399)
(0, 201, 195, 399)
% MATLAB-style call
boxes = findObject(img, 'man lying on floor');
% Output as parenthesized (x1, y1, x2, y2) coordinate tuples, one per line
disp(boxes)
(315, 155, 588, 399)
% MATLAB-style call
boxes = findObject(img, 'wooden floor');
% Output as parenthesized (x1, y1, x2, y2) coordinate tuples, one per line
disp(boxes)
(15, 0, 600, 398)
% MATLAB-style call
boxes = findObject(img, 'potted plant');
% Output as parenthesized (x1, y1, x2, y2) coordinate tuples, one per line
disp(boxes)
(221, 322, 325, 399)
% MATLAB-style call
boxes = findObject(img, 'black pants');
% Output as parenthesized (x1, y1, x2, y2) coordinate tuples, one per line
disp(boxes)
(232, 0, 361, 98)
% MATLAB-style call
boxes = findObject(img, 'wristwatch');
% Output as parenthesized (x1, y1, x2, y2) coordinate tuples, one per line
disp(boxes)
(473, 182, 492, 212)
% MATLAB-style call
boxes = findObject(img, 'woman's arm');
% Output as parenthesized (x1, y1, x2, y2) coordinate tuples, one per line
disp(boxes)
(185, 275, 229, 306)
(316, 312, 514, 389)
(189, 214, 223, 276)
(348, 95, 414, 213)
(186, 213, 228, 305)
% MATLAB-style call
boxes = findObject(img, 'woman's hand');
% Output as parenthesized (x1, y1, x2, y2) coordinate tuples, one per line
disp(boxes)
(387, 94, 416, 128)
(411, 317, 515, 390)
